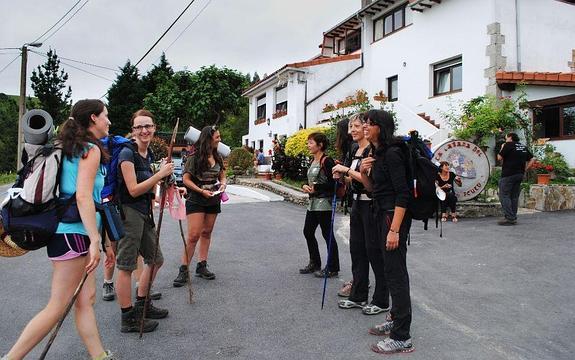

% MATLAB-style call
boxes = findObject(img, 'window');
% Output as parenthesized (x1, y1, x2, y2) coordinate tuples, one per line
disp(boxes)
(244, 139, 248, 147)
(433, 57, 462, 96)
(258, 140, 264, 151)
(388, 75, 398, 101)
(535, 103, 575, 139)
(275, 84, 288, 113)
(374, 5, 406, 41)
(251, 141, 255, 149)
(256, 94, 266, 119)
(344, 31, 361, 54)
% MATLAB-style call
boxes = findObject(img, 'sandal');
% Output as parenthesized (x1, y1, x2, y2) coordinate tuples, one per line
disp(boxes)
(338, 299, 367, 309)
(338, 280, 353, 297)
(362, 303, 390, 315)
(441, 214, 448, 222)
(452, 216, 458, 223)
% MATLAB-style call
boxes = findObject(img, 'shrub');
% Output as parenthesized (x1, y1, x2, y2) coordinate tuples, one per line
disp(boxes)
(227, 147, 253, 174)
(150, 136, 168, 160)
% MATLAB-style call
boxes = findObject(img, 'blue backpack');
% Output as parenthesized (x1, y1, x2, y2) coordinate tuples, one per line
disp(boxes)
(100, 135, 132, 200)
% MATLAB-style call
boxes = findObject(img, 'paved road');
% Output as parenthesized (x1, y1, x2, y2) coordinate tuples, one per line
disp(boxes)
(1, 195, 574, 359)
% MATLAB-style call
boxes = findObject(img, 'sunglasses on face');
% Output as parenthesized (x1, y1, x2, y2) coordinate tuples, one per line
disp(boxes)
(132, 124, 155, 131)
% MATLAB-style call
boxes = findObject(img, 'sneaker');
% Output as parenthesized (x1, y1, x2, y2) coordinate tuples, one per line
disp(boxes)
(299, 262, 320, 274)
(338, 280, 353, 297)
(121, 306, 159, 333)
(314, 268, 338, 278)
(497, 218, 517, 226)
(370, 337, 414, 354)
(135, 283, 162, 300)
(196, 261, 216, 280)
(102, 282, 116, 301)
(368, 320, 394, 336)
(134, 299, 169, 319)
(95, 350, 118, 360)
(173, 265, 189, 287)
(362, 303, 390, 315)
(338, 299, 367, 309)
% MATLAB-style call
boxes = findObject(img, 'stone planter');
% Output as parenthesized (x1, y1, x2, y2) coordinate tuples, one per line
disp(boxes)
(536, 174, 551, 185)
(525, 185, 575, 211)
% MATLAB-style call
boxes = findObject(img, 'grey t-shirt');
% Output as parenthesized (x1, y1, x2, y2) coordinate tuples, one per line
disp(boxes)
(118, 146, 154, 215)
(184, 155, 222, 206)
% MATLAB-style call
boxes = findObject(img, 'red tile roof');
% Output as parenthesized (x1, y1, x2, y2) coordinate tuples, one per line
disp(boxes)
(496, 71, 575, 86)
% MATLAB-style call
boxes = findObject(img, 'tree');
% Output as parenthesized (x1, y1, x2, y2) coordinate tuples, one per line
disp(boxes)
(218, 104, 248, 147)
(251, 72, 260, 84)
(0, 94, 19, 172)
(30, 49, 72, 124)
(142, 76, 183, 131)
(106, 61, 146, 136)
(141, 52, 174, 96)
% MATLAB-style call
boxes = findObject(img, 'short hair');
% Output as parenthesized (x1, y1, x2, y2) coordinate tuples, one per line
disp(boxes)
(506, 132, 520, 142)
(439, 161, 450, 169)
(307, 132, 328, 151)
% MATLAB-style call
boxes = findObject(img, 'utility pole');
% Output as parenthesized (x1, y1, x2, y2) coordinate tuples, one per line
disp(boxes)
(16, 45, 28, 170)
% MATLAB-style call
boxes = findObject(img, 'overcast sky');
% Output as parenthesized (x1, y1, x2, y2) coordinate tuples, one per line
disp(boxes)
(0, 0, 359, 102)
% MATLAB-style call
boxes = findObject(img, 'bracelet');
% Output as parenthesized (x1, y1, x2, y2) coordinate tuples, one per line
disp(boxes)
(345, 168, 350, 176)
(389, 228, 400, 234)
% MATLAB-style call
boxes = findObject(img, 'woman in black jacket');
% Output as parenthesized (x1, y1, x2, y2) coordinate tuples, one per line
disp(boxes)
(299, 132, 340, 278)
(360, 110, 414, 354)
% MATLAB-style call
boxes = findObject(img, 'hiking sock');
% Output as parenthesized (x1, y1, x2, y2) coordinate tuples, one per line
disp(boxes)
(136, 295, 146, 301)
(121, 306, 133, 314)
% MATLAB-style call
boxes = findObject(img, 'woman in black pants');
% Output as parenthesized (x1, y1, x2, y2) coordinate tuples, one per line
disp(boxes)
(360, 110, 414, 354)
(299, 132, 340, 278)
(437, 161, 462, 222)
(332, 114, 389, 315)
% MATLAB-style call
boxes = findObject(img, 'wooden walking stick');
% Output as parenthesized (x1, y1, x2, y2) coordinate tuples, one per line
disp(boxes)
(39, 272, 89, 360)
(178, 219, 194, 304)
(139, 118, 179, 338)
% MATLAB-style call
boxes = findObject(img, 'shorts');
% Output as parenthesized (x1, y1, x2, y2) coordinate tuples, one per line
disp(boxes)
(186, 201, 221, 215)
(116, 205, 164, 272)
(47, 233, 90, 261)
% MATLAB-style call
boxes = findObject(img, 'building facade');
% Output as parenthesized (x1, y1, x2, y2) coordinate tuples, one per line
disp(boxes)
(243, 0, 575, 165)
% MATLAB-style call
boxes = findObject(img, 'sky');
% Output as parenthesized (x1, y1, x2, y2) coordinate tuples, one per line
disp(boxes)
(0, 0, 359, 101)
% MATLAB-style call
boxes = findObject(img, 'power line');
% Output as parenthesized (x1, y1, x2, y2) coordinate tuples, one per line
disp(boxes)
(30, 49, 117, 72)
(134, 0, 198, 67)
(40, 0, 91, 44)
(0, 55, 20, 77)
(165, 0, 214, 52)
(32, 0, 83, 43)
(31, 51, 113, 82)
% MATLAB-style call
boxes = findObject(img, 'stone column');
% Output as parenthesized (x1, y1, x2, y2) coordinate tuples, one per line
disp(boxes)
(485, 22, 507, 96)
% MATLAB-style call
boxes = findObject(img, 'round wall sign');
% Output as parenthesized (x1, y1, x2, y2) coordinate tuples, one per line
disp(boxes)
(432, 140, 491, 201)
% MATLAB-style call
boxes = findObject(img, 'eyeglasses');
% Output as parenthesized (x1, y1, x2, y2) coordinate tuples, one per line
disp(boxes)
(132, 124, 155, 132)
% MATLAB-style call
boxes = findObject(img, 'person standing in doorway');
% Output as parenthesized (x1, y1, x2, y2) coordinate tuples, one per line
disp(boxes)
(497, 132, 534, 225)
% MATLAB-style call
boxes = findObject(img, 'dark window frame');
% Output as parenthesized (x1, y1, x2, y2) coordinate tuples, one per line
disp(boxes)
(433, 57, 463, 96)
(275, 85, 288, 113)
(387, 75, 398, 101)
(343, 30, 361, 54)
(534, 101, 575, 140)
(256, 94, 266, 119)
(373, 5, 407, 42)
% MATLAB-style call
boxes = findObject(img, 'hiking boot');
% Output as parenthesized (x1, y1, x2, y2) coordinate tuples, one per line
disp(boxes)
(370, 337, 414, 354)
(362, 303, 390, 315)
(196, 261, 216, 280)
(134, 299, 169, 319)
(314, 268, 338, 278)
(173, 265, 189, 287)
(135, 283, 162, 300)
(368, 320, 394, 336)
(121, 307, 158, 333)
(497, 218, 517, 226)
(102, 282, 116, 301)
(299, 262, 320, 274)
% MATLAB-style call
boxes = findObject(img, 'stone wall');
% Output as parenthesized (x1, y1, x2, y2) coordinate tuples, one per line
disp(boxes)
(525, 185, 575, 211)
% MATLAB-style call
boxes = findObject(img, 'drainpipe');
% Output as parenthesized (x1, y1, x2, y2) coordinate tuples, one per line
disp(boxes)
(515, 0, 521, 71)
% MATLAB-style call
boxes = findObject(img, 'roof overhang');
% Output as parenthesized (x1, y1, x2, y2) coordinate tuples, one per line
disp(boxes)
(496, 71, 575, 91)
(323, 13, 362, 38)
(358, 0, 400, 17)
(409, 0, 442, 13)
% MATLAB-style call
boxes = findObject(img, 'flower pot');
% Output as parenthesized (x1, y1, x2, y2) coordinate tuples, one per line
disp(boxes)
(537, 174, 551, 185)
(264, 173, 273, 181)
(274, 173, 282, 180)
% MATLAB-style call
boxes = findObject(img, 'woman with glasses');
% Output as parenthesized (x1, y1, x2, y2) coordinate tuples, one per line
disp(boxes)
(173, 125, 226, 286)
(359, 110, 414, 354)
(115, 109, 174, 334)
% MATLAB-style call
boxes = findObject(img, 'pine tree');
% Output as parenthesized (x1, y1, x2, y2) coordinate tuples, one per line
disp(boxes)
(30, 49, 72, 124)
(252, 72, 260, 84)
(142, 53, 175, 96)
(106, 61, 146, 136)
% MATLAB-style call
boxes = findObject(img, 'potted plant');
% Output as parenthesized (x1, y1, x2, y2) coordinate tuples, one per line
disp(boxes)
(373, 90, 387, 102)
(532, 160, 553, 185)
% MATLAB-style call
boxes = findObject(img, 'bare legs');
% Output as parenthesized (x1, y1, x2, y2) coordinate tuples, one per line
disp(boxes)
(180, 212, 218, 265)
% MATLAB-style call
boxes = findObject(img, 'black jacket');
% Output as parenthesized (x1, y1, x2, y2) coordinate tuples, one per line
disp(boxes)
(371, 142, 410, 211)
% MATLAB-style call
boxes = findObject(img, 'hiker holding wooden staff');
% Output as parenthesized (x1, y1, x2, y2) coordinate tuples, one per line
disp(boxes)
(2, 99, 116, 360)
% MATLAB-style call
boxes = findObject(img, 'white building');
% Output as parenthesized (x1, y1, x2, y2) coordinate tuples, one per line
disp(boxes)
(242, 0, 575, 165)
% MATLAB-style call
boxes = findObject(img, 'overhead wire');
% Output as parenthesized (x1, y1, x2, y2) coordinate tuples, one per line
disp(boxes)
(40, 0, 91, 44)
(30, 50, 117, 72)
(31, 0, 83, 43)
(164, 0, 214, 52)
(0, 55, 21, 77)
(31, 50, 113, 82)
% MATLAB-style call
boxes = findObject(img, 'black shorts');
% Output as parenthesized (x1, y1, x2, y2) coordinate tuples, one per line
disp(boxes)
(186, 201, 221, 215)
(47, 233, 90, 261)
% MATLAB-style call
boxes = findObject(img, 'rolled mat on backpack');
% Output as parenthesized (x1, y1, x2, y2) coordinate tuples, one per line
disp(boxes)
(184, 126, 231, 158)
(0, 223, 28, 257)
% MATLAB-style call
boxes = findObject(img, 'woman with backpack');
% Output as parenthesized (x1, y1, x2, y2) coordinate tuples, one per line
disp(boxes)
(299, 132, 340, 278)
(115, 109, 174, 334)
(3, 99, 116, 360)
(173, 125, 226, 286)
(332, 113, 390, 315)
(359, 109, 414, 354)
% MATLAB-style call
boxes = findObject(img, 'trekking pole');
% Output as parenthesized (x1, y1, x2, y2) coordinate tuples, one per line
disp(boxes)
(178, 219, 194, 304)
(139, 119, 179, 338)
(321, 181, 339, 310)
(39, 272, 89, 360)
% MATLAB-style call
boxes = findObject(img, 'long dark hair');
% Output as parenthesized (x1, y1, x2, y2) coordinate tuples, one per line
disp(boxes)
(58, 99, 109, 163)
(335, 118, 352, 161)
(194, 125, 224, 174)
(365, 109, 397, 156)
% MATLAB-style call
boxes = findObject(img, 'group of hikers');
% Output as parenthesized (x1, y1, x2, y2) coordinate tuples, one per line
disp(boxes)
(2, 97, 535, 358)
(2, 99, 226, 360)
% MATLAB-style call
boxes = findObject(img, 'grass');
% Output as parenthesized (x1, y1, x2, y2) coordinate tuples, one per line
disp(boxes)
(0, 173, 17, 186)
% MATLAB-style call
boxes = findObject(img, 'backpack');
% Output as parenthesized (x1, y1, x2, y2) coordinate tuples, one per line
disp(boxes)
(401, 134, 441, 233)
(1, 142, 70, 250)
(100, 135, 132, 200)
(319, 155, 347, 200)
